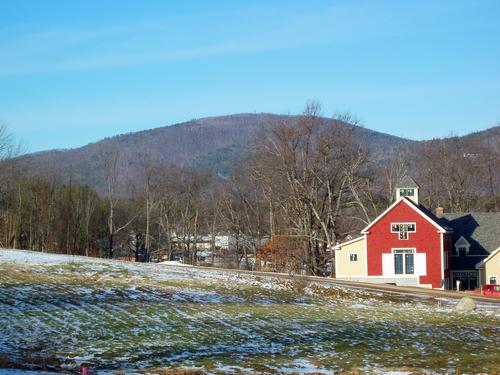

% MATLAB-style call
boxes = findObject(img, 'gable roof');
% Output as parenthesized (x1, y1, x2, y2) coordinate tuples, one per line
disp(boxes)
(455, 236, 471, 247)
(362, 197, 449, 234)
(476, 247, 500, 269)
(396, 175, 420, 189)
(408, 200, 453, 231)
(333, 236, 364, 250)
(442, 212, 500, 255)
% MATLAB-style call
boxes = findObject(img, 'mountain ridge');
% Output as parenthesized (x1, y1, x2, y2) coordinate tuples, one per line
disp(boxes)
(27, 113, 414, 155)
(16, 113, 499, 194)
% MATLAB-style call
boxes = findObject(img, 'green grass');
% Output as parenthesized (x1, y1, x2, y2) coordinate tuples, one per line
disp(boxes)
(1, 260, 499, 374)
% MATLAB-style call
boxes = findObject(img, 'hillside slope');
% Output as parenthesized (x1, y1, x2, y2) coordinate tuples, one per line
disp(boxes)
(1, 249, 499, 373)
(17, 113, 413, 192)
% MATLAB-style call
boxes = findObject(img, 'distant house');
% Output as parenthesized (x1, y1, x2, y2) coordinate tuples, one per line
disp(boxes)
(169, 233, 267, 268)
(334, 176, 500, 290)
(442, 213, 500, 289)
(476, 247, 500, 286)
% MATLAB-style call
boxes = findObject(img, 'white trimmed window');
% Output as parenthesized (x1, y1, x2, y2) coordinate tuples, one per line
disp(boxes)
(394, 249, 415, 275)
(399, 188, 415, 197)
(391, 222, 416, 240)
(349, 254, 358, 262)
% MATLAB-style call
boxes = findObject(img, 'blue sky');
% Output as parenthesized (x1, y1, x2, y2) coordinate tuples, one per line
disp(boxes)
(1, 0, 499, 152)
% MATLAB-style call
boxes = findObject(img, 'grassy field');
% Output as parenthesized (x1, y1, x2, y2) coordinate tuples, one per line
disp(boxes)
(0, 250, 499, 374)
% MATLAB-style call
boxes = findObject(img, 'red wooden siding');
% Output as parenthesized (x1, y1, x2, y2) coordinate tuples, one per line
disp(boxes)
(366, 199, 443, 288)
(444, 233, 452, 279)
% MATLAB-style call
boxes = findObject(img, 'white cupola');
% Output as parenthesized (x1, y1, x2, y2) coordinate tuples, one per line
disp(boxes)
(395, 175, 420, 204)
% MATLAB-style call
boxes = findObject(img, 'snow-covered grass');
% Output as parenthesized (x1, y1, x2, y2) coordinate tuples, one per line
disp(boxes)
(1, 249, 500, 374)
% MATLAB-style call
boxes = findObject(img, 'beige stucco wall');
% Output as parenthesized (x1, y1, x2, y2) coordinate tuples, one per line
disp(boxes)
(334, 237, 367, 278)
(482, 249, 500, 285)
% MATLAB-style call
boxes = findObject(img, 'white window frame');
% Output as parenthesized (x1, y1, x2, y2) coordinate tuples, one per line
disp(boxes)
(391, 223, 417, 233)
(349, 253, 358, 262)
(393, 248, 416, 275)
(399, 188, 415, 197)
(391, 222, 416, 241)
(383, 248, 425, 277)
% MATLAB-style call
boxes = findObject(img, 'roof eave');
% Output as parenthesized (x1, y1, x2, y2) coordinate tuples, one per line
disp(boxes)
(362, 197, 449, 234)
(333, 236, 365, 250)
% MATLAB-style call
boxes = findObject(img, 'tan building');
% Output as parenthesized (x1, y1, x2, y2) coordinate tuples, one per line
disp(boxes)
(476, 247, 500, 285)
(333, 236, 367, 279)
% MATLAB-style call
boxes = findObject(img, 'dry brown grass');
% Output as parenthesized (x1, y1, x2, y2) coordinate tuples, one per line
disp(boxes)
(290, 276, 310, 294)
(0, 352, 68, 373)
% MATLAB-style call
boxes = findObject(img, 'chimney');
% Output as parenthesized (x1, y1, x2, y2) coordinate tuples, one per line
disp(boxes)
(436, 207, 444, 218)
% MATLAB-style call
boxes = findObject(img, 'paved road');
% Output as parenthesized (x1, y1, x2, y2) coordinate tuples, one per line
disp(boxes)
(5, 248, 497, 304)
(161, 263, 500, 305)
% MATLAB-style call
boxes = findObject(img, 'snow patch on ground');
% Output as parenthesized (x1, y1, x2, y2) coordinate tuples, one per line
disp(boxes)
(350, 303, 369, 308)
(158, 260, 191, 267)
(2, 248, 500, 374)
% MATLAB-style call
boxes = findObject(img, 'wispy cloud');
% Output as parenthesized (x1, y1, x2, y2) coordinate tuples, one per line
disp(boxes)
(0, 3, 392, 76)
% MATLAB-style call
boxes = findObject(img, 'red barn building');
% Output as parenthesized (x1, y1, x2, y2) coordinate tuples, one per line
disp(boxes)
(334, 176, 500, 290)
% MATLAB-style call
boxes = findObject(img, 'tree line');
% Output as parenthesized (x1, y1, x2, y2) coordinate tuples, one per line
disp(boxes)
(1, 104, 498, 275)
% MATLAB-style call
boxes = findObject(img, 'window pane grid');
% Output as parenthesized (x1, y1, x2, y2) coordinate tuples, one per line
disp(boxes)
(399, 188, 415, 197)
(394, 249, 414, 254)
(405, 254, 414, 274)
(394, 254, 403, 274)
(394, 250, 414, 275)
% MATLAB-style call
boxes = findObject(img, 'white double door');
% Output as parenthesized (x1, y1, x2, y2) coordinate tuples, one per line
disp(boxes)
(382, 251, 427, 277)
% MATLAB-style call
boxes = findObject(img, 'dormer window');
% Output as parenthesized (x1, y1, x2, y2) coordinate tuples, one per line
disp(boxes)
(453, 236, 471, 257)
(457, 247, 467, 256)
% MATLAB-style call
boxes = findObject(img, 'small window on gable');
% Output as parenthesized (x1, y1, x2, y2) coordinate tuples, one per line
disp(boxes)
(349, 254, 358, 262)
(391, 222, 416, 240)
(391, 223, 416, 232)
(457, 247, 467, 257)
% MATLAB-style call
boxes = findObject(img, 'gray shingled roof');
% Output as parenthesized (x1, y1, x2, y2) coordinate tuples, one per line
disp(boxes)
(414, 203, 454, 232)
(402, 197, 452, 231)
(442, 212, 500, 270)
(403, 197, 500, 271)
(442, 212, 500, 254)
(396, 175, 420, 189)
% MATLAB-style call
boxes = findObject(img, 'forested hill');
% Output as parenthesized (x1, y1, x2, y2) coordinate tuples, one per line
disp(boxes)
(16, 113, 499, 194)
(16, 113, 412, 193)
